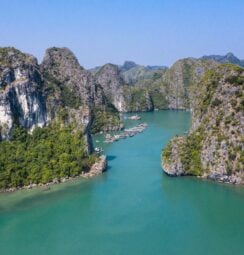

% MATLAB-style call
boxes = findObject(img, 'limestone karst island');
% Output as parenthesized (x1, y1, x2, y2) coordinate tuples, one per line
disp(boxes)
(0, 1, 243, 255)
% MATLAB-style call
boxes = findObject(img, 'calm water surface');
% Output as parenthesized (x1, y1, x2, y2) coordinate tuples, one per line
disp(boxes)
(0, 111, 243, 255)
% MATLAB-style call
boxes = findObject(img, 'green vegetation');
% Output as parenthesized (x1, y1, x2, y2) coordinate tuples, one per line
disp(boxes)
(0, 123, 96, 190)
(123, 84, 168, 111)
(123, 86, 151, 111)
(91, 106, 121, 134)
(163, 130, 204, 176)
(211, 98, 222, 107)
(44, 74, 81, 109)
(199, 69, 220, 114)
(162, 142, 172, 160)
(180, 130, 204, 176)
(182, 62, 193, 87)
(220, 64, 244, 85)
(163, 64, 243, 180)
(0, 47, 31, 66)
(149, 84, 168, 109)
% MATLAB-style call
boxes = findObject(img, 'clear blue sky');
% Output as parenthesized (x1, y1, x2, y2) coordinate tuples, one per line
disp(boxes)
(0, 0, 243, 68)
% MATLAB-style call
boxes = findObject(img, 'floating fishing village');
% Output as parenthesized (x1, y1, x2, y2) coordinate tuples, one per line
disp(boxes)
(104, 122, 148, 143)
(94, 115, 147, 153)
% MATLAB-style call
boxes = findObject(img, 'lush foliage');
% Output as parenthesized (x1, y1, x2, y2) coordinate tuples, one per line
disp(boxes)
(0, 124, 96, 189)
(179, 130, 203, 176)
(44, 74, 81, 109)
(150, 86, 168, 109)
(91, 107, 121, 134)
(162, 142, 172, 160)
(124, 86, 151, 111)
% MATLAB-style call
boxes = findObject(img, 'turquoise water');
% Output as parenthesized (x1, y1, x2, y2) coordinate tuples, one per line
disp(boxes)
(0, 110, 243, 255)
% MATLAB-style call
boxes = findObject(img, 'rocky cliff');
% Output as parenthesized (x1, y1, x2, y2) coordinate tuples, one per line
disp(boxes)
(0, 47, 114, 190)
(41, 47, 122, 135)
(162, 64, 244, 184)
(0, 47, 47, 140)
(92, 58, 219, 112)
(93, 61, 168, 112)
(94, 63, 126, 112)
(154, 58, 219, 110)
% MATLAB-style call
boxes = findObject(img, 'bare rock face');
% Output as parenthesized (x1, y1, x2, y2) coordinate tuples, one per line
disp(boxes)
(161, 137, 185, 176)
(0, 46, 122, 148)
(41, 47, 101, 152)
(0, 48, 47, 139)
(40, 47, 122, 148)
(94, 63, 126, 112)
(41, 47, 92, 107)
(41, 46, 121, 111)
(160, 58, 219, 110)
(162, 64, 244, 184)
(92, 58, 218, 113)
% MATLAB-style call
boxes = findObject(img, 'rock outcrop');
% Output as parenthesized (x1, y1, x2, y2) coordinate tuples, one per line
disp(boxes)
(158, 58, 219, 109)
(83, 155, 107, 178)
(92, 59, 219, 112)
(94, 63, 125, 112)
(41, 47, 122, 138)
(0, 47, 113, 190)
(0, 47, 47, 139)
(162, 64, 244, 184)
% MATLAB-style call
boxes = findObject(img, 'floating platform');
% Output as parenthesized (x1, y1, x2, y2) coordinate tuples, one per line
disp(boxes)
(104, 123, 148, 143)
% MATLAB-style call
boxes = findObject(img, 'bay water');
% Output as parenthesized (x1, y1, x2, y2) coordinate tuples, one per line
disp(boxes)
(0, 111, 243, 255)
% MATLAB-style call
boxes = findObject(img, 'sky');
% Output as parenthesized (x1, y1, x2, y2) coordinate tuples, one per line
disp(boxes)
(0, 0, 243, 68)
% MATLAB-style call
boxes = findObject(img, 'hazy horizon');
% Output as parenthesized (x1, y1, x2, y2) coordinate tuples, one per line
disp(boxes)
(0, 0, 243, 68)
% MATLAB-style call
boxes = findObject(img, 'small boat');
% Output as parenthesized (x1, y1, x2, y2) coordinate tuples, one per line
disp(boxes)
(94, 147, 103, 153)
(128, 115, 141, 120)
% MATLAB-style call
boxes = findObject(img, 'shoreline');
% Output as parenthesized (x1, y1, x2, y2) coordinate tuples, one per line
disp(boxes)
(0, 155, 107, 193)
(162, 162, 244, 185)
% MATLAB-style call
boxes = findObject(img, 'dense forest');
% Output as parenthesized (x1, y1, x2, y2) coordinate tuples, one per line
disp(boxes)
(0, 123, 96, 190)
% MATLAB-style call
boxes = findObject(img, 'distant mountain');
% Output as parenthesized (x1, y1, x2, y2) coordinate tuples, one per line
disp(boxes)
(120, 61, 138, 72)
(145, 65, 167, 70)
(119, 61, 167, 85)
(89, 66, 101, 73)
(201, 52, 244, 67)
(120, 60, 166, 72)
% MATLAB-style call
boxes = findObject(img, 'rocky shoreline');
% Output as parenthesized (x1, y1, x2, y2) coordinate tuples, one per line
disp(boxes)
(0, 155, 107, 193)
(162, 161, 243, 185)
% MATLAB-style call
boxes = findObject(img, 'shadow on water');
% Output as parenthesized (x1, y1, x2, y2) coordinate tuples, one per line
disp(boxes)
(105, 165, 112, 171)
(107, 155, 117, 161)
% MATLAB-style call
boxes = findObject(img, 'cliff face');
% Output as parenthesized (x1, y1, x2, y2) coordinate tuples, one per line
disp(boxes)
(0, 47, 116, 190)
(94, 63, 126, 112)
(0, 46, 122, 143)
(0, 48, 47, 140)
(158, 58, 219, 110)
(120, 62, 167, 112)
(93, 59, 218, 112)
(41, 47, 96, 108)
(162, 64, 244, 184)
(41, 47, 122, 147)
(93, 61, 168, 112)
(120, 58, 218, 112)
